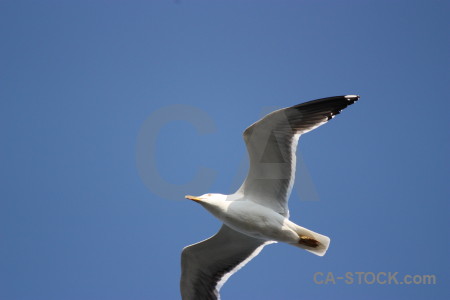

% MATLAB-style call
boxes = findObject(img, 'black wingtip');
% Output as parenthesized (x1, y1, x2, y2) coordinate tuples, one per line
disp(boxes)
(344, 95, 360, 104)
(325, 95, 360, 120)
(284, 94, 361, 125)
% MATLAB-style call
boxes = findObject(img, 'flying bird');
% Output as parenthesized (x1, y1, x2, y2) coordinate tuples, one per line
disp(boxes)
(181, 95, 360, 299)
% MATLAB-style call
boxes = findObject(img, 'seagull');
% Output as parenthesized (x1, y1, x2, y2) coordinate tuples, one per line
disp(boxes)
(181, 95, 360, 300)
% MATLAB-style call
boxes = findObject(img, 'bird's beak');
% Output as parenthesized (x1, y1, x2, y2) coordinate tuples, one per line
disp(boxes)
(185, 195, 202, 202)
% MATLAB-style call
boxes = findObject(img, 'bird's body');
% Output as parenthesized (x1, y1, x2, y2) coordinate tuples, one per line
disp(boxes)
(181, 95, 360, 300)
(197, 194, 329, 254)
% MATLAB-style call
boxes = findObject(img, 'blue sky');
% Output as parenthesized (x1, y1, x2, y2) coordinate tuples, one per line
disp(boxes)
(1, 1, 449, 299)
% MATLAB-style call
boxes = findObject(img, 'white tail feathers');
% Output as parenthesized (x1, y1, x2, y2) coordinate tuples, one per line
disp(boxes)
(290, 226, 331, 257)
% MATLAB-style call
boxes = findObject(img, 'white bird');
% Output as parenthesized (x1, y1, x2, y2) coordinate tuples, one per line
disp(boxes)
(181, 95, 360, 300)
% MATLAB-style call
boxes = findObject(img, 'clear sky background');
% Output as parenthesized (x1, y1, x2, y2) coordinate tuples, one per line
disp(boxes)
(1, 1, 449, 299)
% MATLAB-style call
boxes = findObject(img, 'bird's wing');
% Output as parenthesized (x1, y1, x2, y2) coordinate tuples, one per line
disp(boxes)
(237, 95, 359, 216)
(180, 224, 272, 300)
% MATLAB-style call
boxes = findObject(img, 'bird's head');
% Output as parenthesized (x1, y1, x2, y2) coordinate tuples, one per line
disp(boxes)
(185, 193, 227, 205)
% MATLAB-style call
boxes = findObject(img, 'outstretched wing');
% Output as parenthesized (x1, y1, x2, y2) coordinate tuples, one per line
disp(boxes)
(180, 225, 272, 300)
(237, 95, 360, 216)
